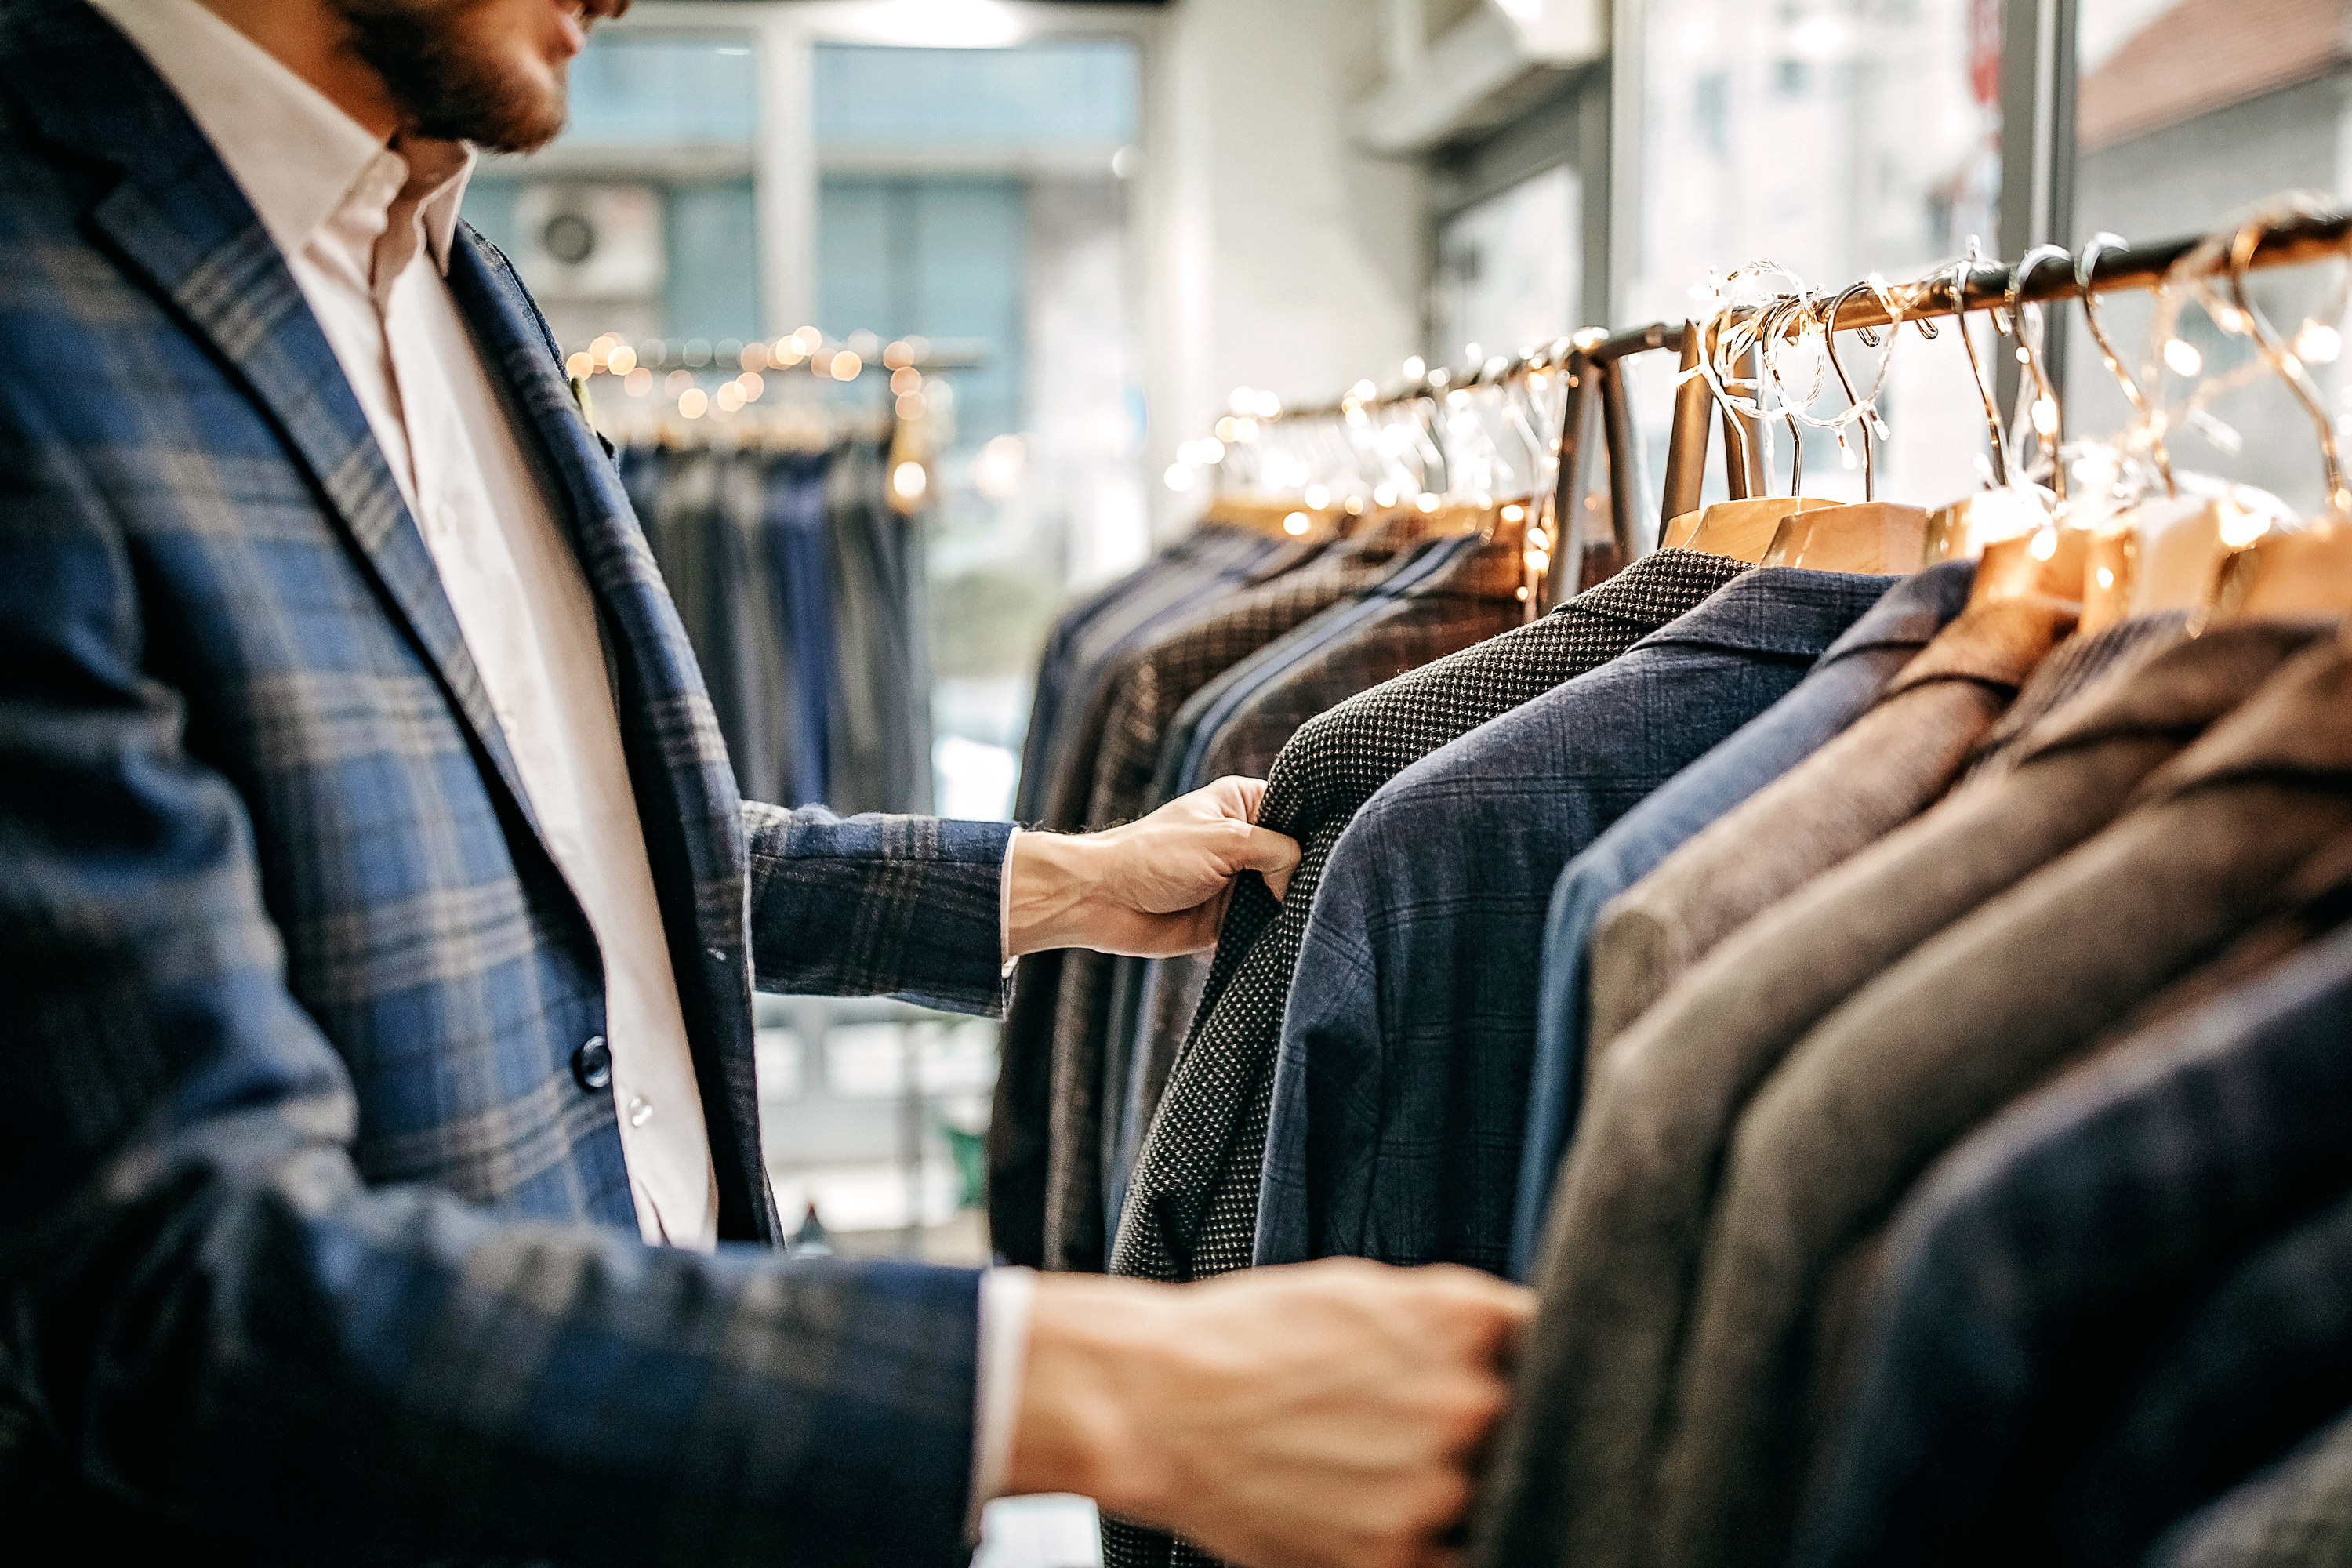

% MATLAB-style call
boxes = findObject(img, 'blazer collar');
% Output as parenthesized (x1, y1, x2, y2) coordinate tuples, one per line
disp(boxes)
(0, 0, 552, 853)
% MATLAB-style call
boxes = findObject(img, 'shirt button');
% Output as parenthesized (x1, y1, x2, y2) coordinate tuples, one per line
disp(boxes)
(571, 1036, 612, 1091)
(626, 1094, 655, 1128)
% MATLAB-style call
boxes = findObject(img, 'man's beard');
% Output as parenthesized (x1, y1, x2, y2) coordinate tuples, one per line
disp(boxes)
(329, 0, 567, 153)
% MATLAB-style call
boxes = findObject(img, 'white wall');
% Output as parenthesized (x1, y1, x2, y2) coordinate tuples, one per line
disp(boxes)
(1139, 0, 1428, 537)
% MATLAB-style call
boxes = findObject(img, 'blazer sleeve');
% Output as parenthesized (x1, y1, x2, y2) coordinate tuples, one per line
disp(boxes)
(742, 799, 1015, 1016)
(0, 448, 982, 1566)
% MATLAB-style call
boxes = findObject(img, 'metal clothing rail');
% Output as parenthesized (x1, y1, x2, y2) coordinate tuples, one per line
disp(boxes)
(1539, 205, 2352, 599)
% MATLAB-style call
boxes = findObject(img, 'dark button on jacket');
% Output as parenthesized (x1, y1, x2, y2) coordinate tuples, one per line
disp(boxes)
(571, 1035, 613, 1091)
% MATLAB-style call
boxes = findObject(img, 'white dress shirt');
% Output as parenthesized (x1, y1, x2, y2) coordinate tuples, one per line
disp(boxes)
(89, 0, 1029, 1522)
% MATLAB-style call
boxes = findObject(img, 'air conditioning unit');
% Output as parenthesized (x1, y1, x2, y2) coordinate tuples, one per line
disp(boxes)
(511, 183, 666, 303)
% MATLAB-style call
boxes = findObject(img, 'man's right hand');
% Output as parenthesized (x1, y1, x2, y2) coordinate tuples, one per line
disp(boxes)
(1007, 1260, 1535, 1568)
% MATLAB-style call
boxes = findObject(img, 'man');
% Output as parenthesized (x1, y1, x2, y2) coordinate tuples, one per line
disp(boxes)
(0, 0, 1531, 1563)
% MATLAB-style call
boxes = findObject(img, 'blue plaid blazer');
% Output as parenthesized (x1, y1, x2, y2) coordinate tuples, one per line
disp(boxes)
(0, 2, 1013, 1562)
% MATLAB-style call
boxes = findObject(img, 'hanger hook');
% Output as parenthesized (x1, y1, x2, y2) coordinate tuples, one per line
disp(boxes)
(2006, 243, 2073, 503)
(2225, 217, 2351, 516)
(2076, 231, 2179, 498)
(1822, 281, 1878, 501)
(1947, 258, 2010, 488)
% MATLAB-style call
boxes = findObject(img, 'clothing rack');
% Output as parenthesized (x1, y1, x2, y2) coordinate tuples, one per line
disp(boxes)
(1534, 205, 2352, 604)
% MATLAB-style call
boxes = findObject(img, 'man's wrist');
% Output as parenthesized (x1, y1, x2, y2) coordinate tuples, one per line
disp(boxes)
(1006, 1274, 1184, 1521)
(1003, 830, 1109, 959)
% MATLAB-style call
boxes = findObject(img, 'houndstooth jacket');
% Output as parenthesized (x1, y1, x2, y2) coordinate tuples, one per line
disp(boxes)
(0, 2, 1010, 1561)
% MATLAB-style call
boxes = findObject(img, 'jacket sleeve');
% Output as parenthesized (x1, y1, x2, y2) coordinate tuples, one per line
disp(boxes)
(0, 446, 982, 1566)
(742, 799, 1015, 1016)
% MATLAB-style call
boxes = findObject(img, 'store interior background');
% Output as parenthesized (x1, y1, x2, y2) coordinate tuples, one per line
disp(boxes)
(463, 0, 2345, 1373)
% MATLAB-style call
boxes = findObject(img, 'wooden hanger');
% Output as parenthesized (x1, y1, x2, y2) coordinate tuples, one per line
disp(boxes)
(1756, 284, 1933, 575)
(2202, 217, 2352, 622)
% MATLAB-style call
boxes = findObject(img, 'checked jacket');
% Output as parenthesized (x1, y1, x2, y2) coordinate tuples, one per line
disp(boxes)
(0, 2, 1011, 1563)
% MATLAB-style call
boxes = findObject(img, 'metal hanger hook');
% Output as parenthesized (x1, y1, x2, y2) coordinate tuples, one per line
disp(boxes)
(2226, 217, 2351, 515)
(2007, 243, 2072, 503)
(2077, 231, 2179, 498)
(1948, 258, 2011, 488)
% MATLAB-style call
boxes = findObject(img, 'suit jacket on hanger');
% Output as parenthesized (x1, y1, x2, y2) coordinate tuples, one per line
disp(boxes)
(1040, 521, 1444, 1272)
(1104, 531, 1517, 1239)
(1104, 547, 1748, 1568)
(2054, 1175, 2352, 1567)
(1260, 566, 1901, 1276)
(1795, 892, 2352, 1568)
(1958, 610, 2194, 783)
(993, 524, 1305, 1265)
(1472, 618, 2336, 1568)
(1585, 593, 2076, 1057)
(1653, 636, 2352, 1568)
(1507, 561, 1976, 1277)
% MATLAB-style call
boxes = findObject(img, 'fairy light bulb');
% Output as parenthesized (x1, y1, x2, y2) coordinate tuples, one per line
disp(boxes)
(1283, 511, 1311, 535)
(2163, 338, 2203, 376)
(2296, 321, 2343, 365)
(2032, 397, 2060, 437)
(2027, 526, 2059, 561)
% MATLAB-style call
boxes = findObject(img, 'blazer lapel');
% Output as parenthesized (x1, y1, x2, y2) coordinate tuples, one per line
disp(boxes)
(0, 0, 553, 855)
(443, 229, 750, 960)
(445, 228, 773, 1241)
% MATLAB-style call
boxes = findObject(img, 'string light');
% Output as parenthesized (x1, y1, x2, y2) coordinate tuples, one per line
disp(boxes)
(664, 369, 693, 395)
(1164, 463, 1194, 492)
(1283, 511, 1311, 535)
(739, 341, 769, 372)
(738, 371, 764, 402)
(1402, 356, 1425, 379)
(677, 387, 708, 419)
(565, 350, 593, 379)
(892, 462, 929, 501)
(2297, 321, 2343, 364)
(607, 344, 638, 376)
(891, 366, 921, 395)
(714, 383, 744, 413)
(2163, 337, 2204, 376)
(624, 367, 652, 397)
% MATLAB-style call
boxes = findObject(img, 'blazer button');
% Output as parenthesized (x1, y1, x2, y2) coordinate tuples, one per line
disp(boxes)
(572, 1035, 612, 1091)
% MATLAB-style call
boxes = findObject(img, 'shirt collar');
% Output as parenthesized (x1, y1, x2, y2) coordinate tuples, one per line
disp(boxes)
(85, 0, 474, 274)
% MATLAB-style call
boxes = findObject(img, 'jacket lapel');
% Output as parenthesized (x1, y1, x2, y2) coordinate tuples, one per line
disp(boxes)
(0, 0, 552, 855)
(445, 228, 772, 1242)
(441, 230, 750, 961)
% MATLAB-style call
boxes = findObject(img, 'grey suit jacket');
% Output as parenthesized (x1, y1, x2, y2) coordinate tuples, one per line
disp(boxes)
(1586, 594, 2074, 1056)
(1469, 618, 2336, 1568)
(1650, 633, 2352, 1568)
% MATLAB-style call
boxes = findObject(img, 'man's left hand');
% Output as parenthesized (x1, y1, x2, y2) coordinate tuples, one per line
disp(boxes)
(1006, 777, 1301, 958)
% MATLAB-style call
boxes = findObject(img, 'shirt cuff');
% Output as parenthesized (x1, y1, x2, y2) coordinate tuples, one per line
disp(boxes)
(968, 1264, 1038, 1540)
(1000, 825, 1022, 976)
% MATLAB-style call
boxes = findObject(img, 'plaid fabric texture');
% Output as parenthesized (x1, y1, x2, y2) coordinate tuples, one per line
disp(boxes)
(1039, 520, 1443, 1272)
(1101, 547, 1748, 1568)
(0, 4, 1005, 1559)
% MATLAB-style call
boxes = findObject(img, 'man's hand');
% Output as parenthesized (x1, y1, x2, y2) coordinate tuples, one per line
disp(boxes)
(1007, 777, 1301, 958)
(1008, 1261, 1534, 1568)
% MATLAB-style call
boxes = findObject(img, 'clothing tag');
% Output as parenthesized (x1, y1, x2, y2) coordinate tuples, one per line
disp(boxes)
(569, 373, 597, 431)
